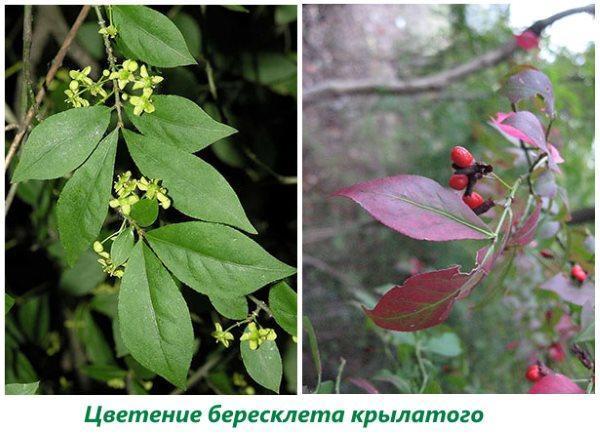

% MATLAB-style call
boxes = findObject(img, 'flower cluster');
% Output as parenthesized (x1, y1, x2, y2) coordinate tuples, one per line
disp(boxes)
(109, 171, 171, 216)
(212, 321, 277, 351)
(64, 67, 110, 108)
(109, 60, 163, 115)
(63, 59, 163, 115)
(93, 240, 125, 278)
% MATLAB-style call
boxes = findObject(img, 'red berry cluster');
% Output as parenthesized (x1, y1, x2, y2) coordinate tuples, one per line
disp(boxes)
(570, 264, 587, 283)
(448, 146, 493, 214)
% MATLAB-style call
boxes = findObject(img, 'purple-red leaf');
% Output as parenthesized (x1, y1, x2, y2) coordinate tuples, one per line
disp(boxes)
(509, 202, 542, 246)
(348, 378, 380, 394)
(539, 273, 594, 306)
(501, 66, 554, 116)
(364, 266, 475, 331)
(528, 374, 584, 394)
(335, 175, 493, 241)
(490, 111, 560, 172)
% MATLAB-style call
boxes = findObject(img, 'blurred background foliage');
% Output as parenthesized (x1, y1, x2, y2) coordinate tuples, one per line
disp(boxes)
(5, 4, 297, 394)
(303, 4, 594, 393)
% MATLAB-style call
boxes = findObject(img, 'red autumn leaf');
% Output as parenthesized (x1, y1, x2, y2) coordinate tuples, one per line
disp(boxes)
(509, 202, 542, 246)
(490, 111, 560, 172)
(364, 266, 483, 331)
(528, 374, 584, 394)
(539, 273, 594, 306)
(514, 30, 540, 51)
(335, 175, 494, 241)
(501, 66, 554, 115)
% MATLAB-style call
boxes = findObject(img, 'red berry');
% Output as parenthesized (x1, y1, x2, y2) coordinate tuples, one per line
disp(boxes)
(449, 174, 468, 190)
(462, 192, 484, 209)
(571, 264, 587, 282)
(450, 146, 475, 168)
(525, 364, 541, 382)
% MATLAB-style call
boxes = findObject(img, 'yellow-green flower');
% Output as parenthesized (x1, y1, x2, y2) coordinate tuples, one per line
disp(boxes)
(129, 88, 155, 116)
(109, 194, 139, 216)
(240, 322, 277, 350)
(109, 61, 137, 89)
(69, 66, 93, 86)
(89, 82, 108, 99)
(132, 65, 164, 94)
(114, 171, 137, 197)
(98, 25, 118, 38)
(64, 90, 89, 108)
(137, 177, 171, 209)
(211, 323, 234, 348)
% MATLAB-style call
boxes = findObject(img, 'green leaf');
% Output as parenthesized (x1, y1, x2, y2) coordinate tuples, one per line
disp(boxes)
(81, 364, 128, 382)
(275, 5, 297, 26)
(269, 282, 297, 336)
(119, 241, 194, 388)
(283, 341, 297, 393)
(5, 381, 39, 395)
(12, 106, 112, 182)
(59, 250, 106, 295)
(113, 5, 195, 68)
(124, 129, 256, 233)
(172, 13, 201, 58)
(126, 95, 237, 153)
(373, 369, 412, 393)
(5, 294, 15, 314)
(111, 226, 135, 266)
(112, 316, 129, 358)
(76, 22, 105, 59)
(315, 380, 334, 394)
(146, 221, 296, 298)
(223, 5, 249, 13)
(209, 295, 248, 320)
(90, 294, 118, 318)
(18, 296, 49, 345)
(423, 332, 463, 357)
(74, 306, 116, 365)
(303, 316, 322, 390)
(57, 129, 118, 266)
(241, 335, 282, 393)
(129, 198, 159, 227)
(576, 321, 594, 342)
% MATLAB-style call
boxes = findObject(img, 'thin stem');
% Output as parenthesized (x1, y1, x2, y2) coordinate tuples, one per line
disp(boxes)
(248, 294, 273, 317)
(94, 6, 123, 128)
(5, 5, 91, 171)
(4, 183, 19, 215)
(415, 341, 428, 393)
(20, 5, 33, 120)
(335, 358, 347, 394)
(170, 352, 228, 395)
(489, 172, 511, 190)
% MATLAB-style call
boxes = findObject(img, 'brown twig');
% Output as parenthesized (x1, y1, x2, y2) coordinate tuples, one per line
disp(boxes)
(304, 4, 594, 103)
(94, 6, 124, 128)
(5, 5, 91, 171)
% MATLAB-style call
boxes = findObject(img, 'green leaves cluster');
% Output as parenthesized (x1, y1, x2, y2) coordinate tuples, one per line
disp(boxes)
(8, 5, 296, 394)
